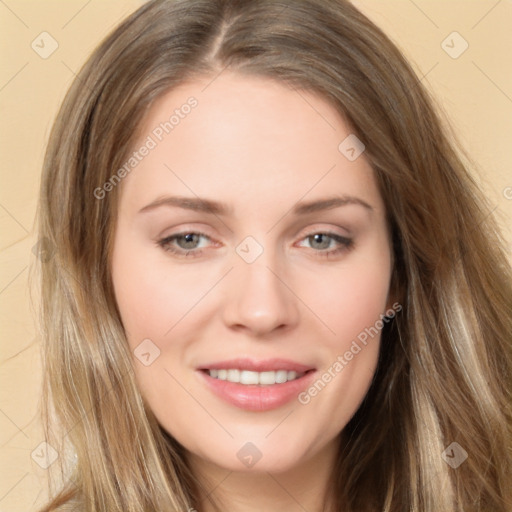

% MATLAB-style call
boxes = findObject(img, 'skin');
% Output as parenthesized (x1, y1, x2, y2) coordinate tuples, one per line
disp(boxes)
(111, 72, 394, 512)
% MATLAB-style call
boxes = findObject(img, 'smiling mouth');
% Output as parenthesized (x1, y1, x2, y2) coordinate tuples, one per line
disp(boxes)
(197, 361, 317, 411)
(203, 369, 311, 385)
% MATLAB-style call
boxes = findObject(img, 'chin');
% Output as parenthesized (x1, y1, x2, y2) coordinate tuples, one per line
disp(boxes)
(188, 434, 320, 475)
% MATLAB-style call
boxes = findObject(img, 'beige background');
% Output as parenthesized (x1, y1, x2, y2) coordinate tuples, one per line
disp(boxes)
(1, 1, 511, 510)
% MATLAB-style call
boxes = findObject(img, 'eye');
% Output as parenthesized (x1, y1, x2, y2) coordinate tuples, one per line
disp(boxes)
(157, 232, 213, 257)
(304, 233, 335, 250)
(297, 232, 353, 258)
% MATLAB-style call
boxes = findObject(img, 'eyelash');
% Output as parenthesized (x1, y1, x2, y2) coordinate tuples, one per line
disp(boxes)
(157, 232, 215, 258)
(157, 231, 354, 259)
(296, 232, 354, 258)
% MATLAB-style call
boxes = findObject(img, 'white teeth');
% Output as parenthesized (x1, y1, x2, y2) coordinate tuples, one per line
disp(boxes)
(227, 369, 240, 383)
(287, 371, 297, 381)
(207, 369, 305, 385)
(275, 370, 288, 383)
(259, 371, 275, 385)
(240, 370, 259, 385)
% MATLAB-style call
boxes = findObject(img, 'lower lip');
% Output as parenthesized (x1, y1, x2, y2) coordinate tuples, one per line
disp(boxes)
(197, 370, 317, 411)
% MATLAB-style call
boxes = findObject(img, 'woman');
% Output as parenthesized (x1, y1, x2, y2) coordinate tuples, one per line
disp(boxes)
(36, 0, 512, 510)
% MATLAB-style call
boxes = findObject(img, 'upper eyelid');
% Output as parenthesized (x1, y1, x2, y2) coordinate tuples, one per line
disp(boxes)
(157, 226, 207, 244)
(296, 225, 351, 238)
(162, 231, 214, 246)
(294, 232, 352, 251)
(150, 208, 359, 244)
(161, 221, 351, 238)
(297, 232, 351, 242)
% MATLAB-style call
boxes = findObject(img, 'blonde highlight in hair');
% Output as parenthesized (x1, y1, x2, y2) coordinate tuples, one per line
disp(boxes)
(36, 0, 512, 510)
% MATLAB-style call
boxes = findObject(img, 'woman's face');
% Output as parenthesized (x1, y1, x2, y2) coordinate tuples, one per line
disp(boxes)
(111, 72, 393, 474)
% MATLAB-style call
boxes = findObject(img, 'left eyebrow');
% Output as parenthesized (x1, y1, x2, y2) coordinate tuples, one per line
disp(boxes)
(292, 196, 374, 215)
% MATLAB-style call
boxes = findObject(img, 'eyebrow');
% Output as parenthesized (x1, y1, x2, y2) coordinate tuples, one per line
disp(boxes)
(138, 194, 373, 215)
(293, 196, 373, 214)
(138, 195, 229, 215)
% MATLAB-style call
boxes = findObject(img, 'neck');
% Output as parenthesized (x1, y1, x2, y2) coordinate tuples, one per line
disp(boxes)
(187, 436, 340, 512)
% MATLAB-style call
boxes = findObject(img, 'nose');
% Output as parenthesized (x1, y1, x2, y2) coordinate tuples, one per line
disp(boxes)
(221, 258, 300, 337)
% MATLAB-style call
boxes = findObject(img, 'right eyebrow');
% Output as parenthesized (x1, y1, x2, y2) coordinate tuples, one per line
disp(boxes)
(138, 195, 230, 216)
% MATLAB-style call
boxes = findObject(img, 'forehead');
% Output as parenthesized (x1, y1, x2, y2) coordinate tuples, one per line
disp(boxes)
(118, 71, 384, 218)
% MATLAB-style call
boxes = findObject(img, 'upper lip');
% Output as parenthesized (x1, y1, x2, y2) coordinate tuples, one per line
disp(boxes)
(197, 358, 316, 373)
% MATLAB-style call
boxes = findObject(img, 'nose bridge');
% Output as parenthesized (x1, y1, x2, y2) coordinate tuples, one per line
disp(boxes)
(240, 259, 280, 300)
(223, 244, 299, 334)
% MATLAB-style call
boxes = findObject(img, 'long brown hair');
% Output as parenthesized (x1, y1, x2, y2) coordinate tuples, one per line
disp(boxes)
(36, 0, 512, 510)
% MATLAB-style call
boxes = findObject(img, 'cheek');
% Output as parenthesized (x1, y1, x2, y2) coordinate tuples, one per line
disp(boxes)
(111, 239, 205, 409)
(301, 258, 392, 348)
(293, 255, 391, 432)
(111, 235, 217, 346)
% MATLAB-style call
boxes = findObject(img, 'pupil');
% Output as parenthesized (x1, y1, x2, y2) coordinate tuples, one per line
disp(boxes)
(180, 233, 199, 249)
(311, 234, 330, 250)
